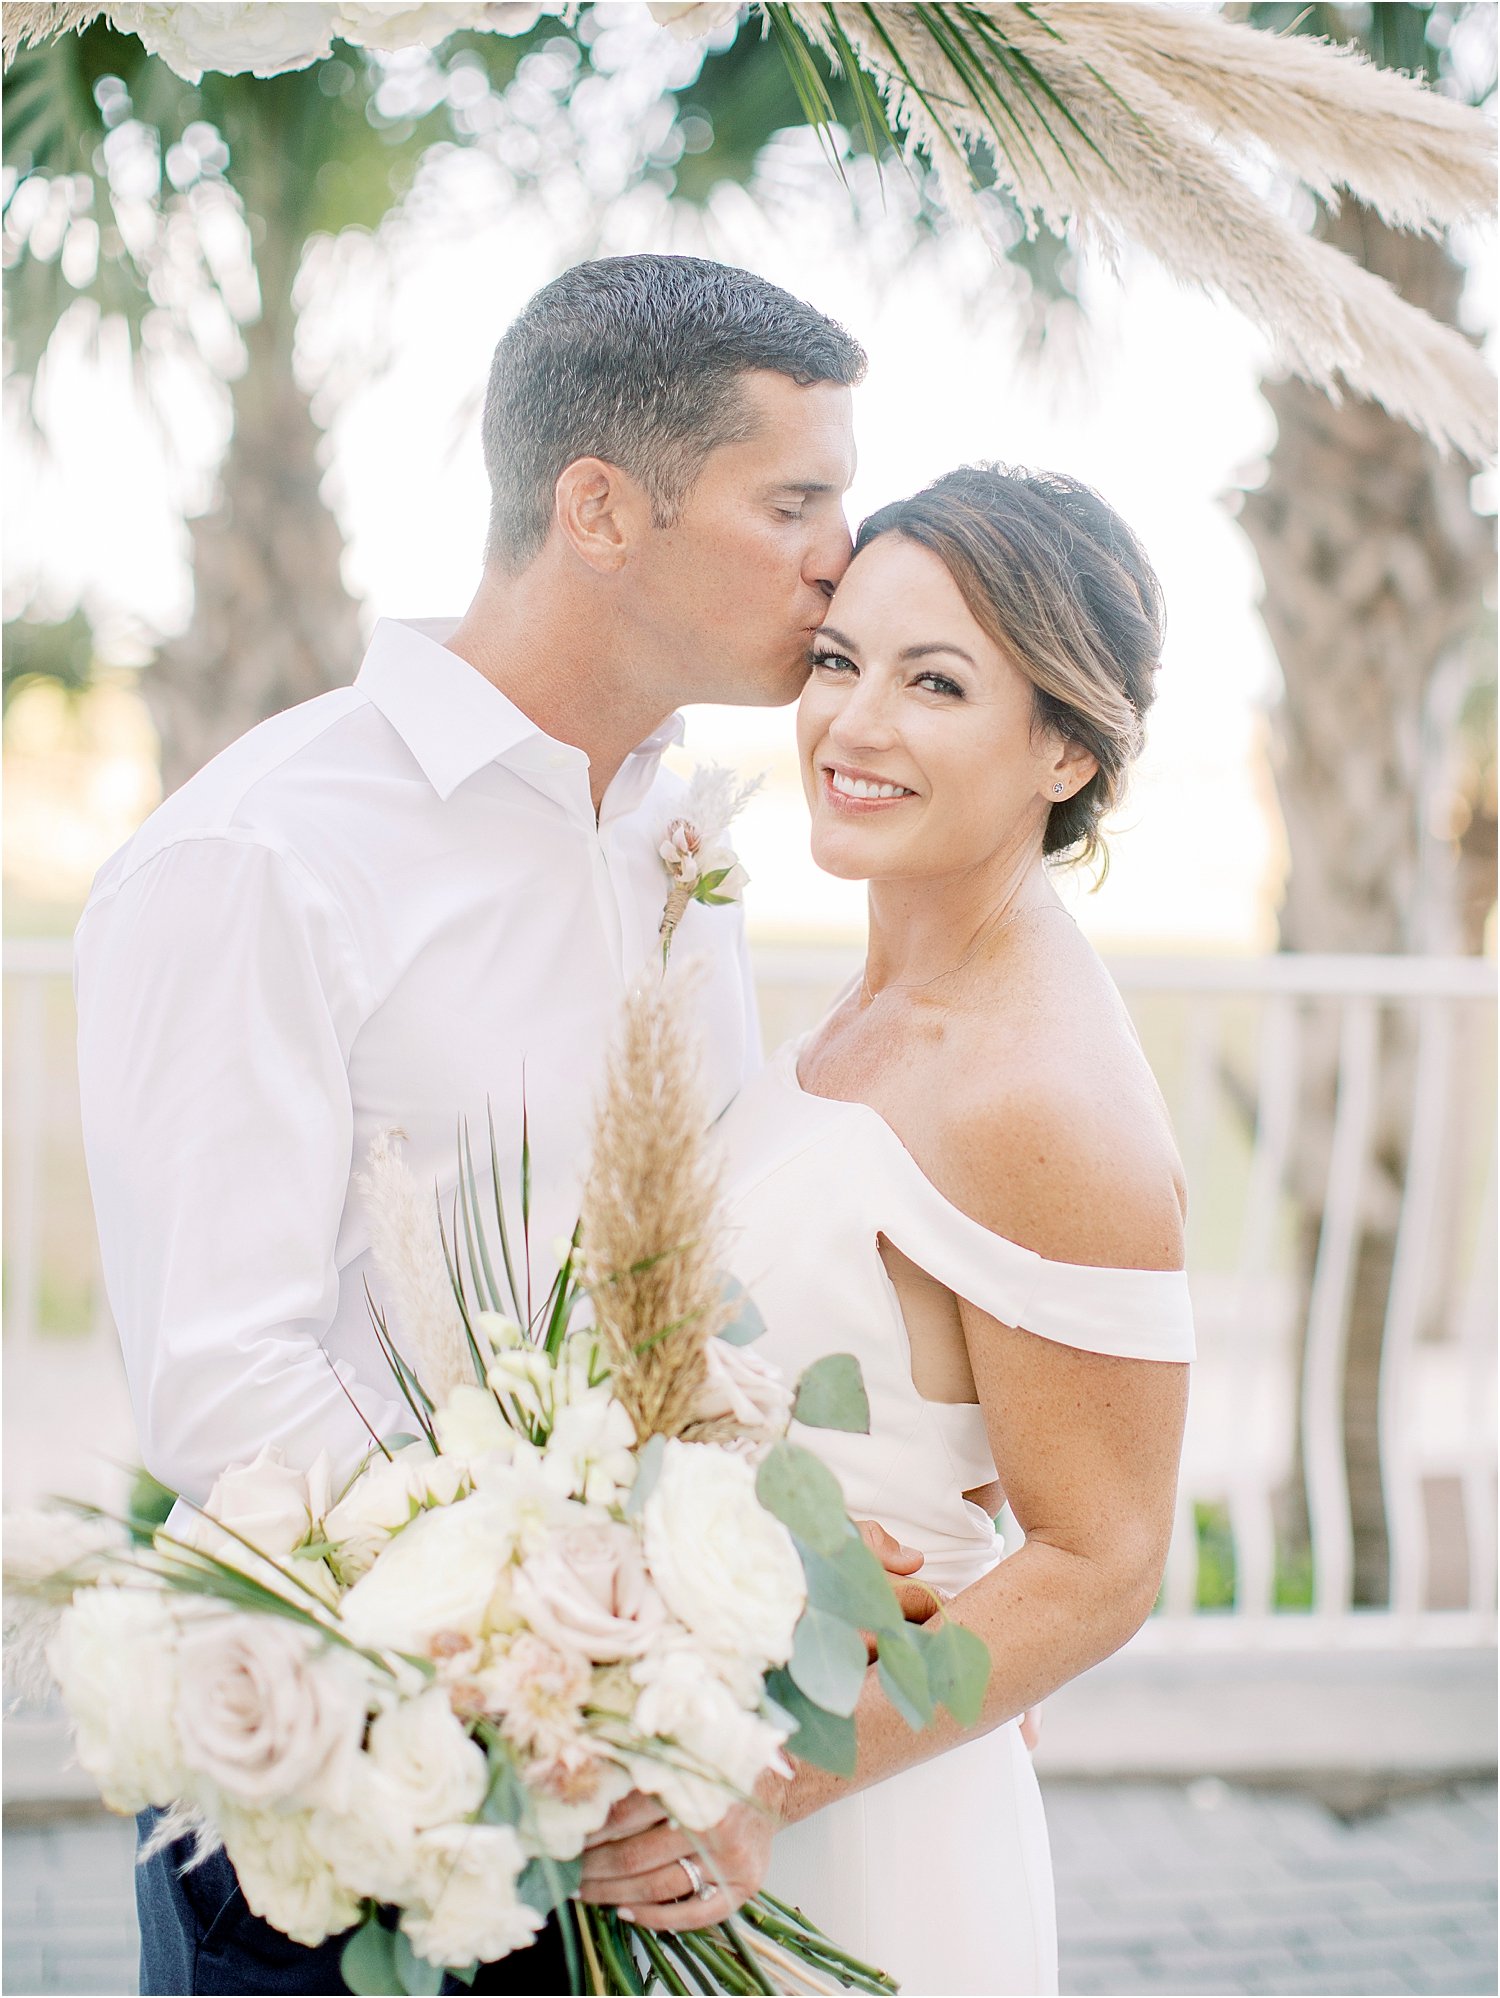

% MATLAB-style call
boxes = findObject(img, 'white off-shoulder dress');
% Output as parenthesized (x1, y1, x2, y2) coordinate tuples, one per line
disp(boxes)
(714, 1034, 1196, 1998)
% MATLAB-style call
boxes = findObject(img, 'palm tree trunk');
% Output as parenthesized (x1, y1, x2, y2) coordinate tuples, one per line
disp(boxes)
(1239, 202, 1495, 1606)
(142, 307, 361, 795)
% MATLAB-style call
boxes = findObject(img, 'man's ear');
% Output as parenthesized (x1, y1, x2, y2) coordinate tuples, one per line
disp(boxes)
(553, 457, 649, 574)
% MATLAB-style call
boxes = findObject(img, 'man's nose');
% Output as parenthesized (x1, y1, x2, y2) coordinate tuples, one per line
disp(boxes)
(808, 515, 854, 598)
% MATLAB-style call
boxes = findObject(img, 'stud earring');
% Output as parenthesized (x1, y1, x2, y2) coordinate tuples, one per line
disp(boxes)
(1053, 783, 1066, 797)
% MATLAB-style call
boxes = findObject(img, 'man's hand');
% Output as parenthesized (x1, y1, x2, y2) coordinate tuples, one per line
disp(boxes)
(856, 1518, 939, 1656)
(578, 1778, 783, 1931)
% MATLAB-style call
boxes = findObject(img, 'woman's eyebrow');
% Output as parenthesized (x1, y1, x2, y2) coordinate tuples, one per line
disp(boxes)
(901, 642, 976, 666)
(814, 625, 860, 649)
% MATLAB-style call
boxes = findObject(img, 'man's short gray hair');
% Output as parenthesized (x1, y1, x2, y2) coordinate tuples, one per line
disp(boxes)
(481, 254, 867, 570)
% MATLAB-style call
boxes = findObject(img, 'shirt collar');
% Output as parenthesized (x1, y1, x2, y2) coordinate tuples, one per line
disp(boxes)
(354, 618, 686, 804)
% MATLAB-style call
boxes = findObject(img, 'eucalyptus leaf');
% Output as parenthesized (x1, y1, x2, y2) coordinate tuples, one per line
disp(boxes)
(479, 1744, 525, 1827)
(876, 1625, 935, 1730)
(518, 1855, 582, 1918)
(624, 1432, 666, 1517)
(788, 1604, 869, 1718)
(799, 1532, 906, 1634)
(393, 1930, 444, 1996)
(445, 1967, 478, 1991)
(791, 1353, 871, 1434)
(755, 1441, 850, 1557)
(717, 1274, 766, 1346)
(765, 1666, 858, 1777)
(340, 1917, 401, 1997)
(920, 1616, 991, 1727)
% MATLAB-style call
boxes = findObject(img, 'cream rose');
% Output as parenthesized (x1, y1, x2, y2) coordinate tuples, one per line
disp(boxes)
(338, 1491, 516, 1650)
(309, 1753, 422, 1905)
(219, 1801, 363, 1948)
(401, 1822, 542, 1969)
(173, 1615, 371, 1810)
(365, 1685, 488, 1828)
(629, 1647, 789, 1830)
(47, 1586, 184, 1812)
(697, 1338, 794, 1444)
(513, 1519, 664, 1663)
(642, 1441, 805, 1666)
(526, 1745, 633, 1859)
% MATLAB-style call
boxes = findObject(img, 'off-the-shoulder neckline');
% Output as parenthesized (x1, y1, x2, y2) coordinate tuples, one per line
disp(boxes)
(775, 1033, 1189, 1286)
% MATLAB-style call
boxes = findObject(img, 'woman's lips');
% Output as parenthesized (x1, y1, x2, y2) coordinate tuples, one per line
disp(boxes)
(819, 766, 918, 814)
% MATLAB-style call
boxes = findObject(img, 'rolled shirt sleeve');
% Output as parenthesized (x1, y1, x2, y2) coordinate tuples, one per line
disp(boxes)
(75, 832, 409, 1505)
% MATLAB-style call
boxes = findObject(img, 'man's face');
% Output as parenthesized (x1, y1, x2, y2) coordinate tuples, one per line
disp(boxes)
(624, 370, 857, 706)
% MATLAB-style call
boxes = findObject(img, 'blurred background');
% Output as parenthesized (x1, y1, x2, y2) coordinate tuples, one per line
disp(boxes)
(3, 4, 1495, 1994)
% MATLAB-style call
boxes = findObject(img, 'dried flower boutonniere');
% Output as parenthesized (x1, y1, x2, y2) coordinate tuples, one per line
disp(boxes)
(656, 764, 762, 964)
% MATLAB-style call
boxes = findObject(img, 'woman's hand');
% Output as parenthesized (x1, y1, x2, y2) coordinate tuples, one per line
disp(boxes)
(578, 1773, 786, 1931)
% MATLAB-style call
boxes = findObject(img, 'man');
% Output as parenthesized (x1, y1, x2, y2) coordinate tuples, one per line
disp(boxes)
(77, 254, 920, 1995)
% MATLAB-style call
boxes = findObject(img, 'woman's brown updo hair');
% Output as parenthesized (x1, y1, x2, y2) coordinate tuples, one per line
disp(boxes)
(854, 465, 1165, 874)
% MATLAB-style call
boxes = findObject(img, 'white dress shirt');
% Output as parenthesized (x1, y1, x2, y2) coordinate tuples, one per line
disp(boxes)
(75, 618, 761, 1513)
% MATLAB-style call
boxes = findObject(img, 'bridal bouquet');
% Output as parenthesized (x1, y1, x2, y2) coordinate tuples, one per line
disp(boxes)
(7, 967, 987, 1996)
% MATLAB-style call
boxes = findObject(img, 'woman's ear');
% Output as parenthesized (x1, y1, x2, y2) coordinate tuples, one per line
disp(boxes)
(553, 457, 650, 574)
(1043, 739, 1099, 805)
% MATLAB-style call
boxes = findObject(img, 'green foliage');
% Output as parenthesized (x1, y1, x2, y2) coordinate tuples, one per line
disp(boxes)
(791, 1352, 871, 1433)
(1, 610, 95, 711)
(124, 1465, 177, 1542)
(754, 1438, 850, 1555)
(341, 1914, 402, 1998)
(764, 1664, 858, 1775)
(788, 1602, 869, 1715)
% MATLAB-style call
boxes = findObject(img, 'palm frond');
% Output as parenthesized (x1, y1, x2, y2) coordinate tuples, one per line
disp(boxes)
(780, 2, 1495, 458)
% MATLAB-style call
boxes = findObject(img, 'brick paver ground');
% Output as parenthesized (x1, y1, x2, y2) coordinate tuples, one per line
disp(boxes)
(3, 1779, 1494, 1997)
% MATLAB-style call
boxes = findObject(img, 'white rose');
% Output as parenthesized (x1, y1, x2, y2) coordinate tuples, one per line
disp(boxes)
(539, 1396, 636, 1506)
(467, 1454, 577, 1560)
(47, 1586, 184, 1812)
(647, 1, 743, 38)
(642, 1442, 805, 1667)
(628, 1648, 788, 1831)
(339, 1491, 517, 1650)
(401, 1822, 542, 1970)
(513, 1519, 664, 1663)
(170, 1446, 330, 1596)
(110, 3, 336, 83)
(174, 1615, 372, 1810)
(433, 1384, 518, 1467)
(218, 1801, 363, 1948)
(323, 1454, 422, 1586)
(330, 2, 493, 52)
(365, 1685, 488, 1828)
(697, 1338, 793, 1444)
(309, 1753, 422, 1904)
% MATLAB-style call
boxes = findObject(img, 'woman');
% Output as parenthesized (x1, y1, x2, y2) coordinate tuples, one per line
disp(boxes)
(586, 465, 1193, 1995)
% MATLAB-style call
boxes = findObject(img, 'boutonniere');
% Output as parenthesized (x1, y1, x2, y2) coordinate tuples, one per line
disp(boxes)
(657, 764, 762, 964)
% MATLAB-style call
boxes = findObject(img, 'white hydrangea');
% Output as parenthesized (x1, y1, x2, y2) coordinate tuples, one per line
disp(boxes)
(218, 1801, 364, 1948)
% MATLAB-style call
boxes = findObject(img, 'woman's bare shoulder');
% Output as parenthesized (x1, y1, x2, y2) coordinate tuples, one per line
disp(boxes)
(929, 926, 1187, 1272)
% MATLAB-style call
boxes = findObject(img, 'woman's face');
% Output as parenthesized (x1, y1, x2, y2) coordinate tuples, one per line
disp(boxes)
(796, 533, 1093, 883)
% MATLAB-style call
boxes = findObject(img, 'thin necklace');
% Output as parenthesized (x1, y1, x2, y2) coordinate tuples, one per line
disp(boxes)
(861, 900, 1075, 1003)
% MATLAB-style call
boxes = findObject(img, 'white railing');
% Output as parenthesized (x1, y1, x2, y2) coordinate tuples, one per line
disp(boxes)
(5, 940, 1496, 1650)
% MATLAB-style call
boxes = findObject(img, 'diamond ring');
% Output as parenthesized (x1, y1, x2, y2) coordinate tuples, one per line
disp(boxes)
(679, 1856, 713, 1901)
